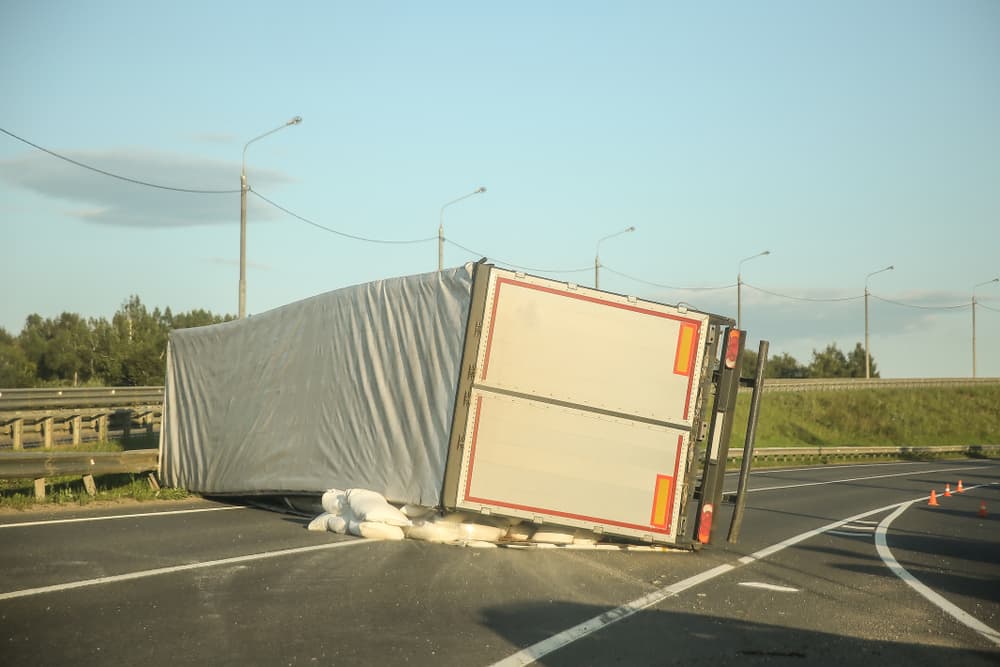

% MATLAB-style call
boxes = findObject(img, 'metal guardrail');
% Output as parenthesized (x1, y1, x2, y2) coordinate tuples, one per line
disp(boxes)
(0, 448, 160, 499)
(0, 386, 163, 410)
(0, 449, 159, 479)
(726, 444, 1000, 461)
(743, 377, 1000, 393)
(2, 377, 995, 406)
(0, 387, 162, 450)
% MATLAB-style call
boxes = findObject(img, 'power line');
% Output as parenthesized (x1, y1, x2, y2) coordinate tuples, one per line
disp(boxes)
(444, 239, 592, 275)
(871, 294, 969, 311)
(251, 189, 436, 245)
(0, 127, 240, 194)
(601, 265, 734, 291)
(743, 282, 863, 303)
(2, 129, 996, 319)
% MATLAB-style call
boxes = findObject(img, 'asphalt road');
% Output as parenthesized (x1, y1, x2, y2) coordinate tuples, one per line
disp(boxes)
(1, 458, 997, 666)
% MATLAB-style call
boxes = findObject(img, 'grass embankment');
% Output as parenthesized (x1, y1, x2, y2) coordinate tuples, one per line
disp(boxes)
(4, 386, 998, 510)
(0, 432, 189, 511)
(732, 385, 1000, 447)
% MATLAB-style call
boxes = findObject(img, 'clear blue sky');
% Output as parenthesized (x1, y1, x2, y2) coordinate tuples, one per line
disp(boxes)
(2, 1, 998, 377)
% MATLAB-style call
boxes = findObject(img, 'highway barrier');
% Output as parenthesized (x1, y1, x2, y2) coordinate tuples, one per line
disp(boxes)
(727, 444, 1000, 465)
(0, 386, 162, 450)
(0, 448, 159, 499)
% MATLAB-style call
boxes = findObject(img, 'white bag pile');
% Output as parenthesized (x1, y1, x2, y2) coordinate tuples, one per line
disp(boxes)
(307, 487, 601, 548)
(307, 488, 411, 541)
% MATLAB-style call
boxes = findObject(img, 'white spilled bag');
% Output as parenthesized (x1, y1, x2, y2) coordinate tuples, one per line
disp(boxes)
(457, 519, 506, 543)
(531, 530, 575, 545)
(505, 524, 535, 541)
(346, 489, 411, 527)
(321, 489, 346, 515)
(356, 521, 405, 541)
(307, 513, 332, 532)
(326, 515, 349, 534)
(405, 517, 462, 543)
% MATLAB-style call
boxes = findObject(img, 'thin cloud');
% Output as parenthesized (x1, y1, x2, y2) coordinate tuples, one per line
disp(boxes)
(0, 148, 291, 227)
(188, 132, 237, 144)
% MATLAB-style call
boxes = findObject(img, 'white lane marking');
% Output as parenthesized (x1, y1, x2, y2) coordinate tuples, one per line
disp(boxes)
(491, 564, 735, 667)
(835, 524, 875, 532)
(0, 505, 246, 529)
(875, 495, 1000, 648)
(494, 498, 920, 667)
(734, 464, 996, 494)
(738, 582, 799, 593)
(0, 539, 365, 601)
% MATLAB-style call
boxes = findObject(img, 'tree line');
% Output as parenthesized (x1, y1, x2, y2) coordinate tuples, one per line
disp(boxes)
(0, 296, 232, 387)
(743, 342, 879, 379)
(0, 297, 879, 387)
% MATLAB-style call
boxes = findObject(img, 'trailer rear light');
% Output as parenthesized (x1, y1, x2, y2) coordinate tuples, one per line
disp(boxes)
(724, 329, 741, 369)
(697, 503, 714, 543)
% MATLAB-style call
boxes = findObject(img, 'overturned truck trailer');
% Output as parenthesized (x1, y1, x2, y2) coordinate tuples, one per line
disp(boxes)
(160, 262, 766, 546)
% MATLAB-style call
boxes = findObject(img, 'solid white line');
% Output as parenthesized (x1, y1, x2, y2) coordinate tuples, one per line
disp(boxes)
(744, 464, 995, 493)
(875, 498, 1000, 648)
(826, 530, 872, 538)
(494, 498, 922, 667)
(738, 582, 799, 593)
(491, 564, 735, 667)
(0, 539, 365, 601)
(492, 480, 1000, 665)
(0, 505, 246, 529)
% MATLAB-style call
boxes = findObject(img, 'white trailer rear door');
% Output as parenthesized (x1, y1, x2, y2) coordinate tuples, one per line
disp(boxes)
(453, 269, 711, 543)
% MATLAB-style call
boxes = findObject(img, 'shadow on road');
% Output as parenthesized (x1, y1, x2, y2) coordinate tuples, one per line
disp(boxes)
(479, 600, 999, 666)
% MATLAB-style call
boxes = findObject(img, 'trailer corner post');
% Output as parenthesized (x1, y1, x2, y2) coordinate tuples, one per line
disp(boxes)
(727, 339, 769, 544)
(694, 327, 744, 545)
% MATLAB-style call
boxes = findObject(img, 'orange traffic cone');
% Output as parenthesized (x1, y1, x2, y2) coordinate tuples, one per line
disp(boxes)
(956, 480, 964, 493)
(944, 483, 952, 497)
(928, 490, 939, 507)
(980, 501, 988, 518)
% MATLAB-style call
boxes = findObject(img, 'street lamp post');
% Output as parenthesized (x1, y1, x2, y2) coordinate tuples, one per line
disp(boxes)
(239, 116, 302, 319)
(972, 277, 999, 378)
(438, 187, 486, 271)
(594, 226, 636, 289)
(737, 250, 770, 330)
(864, 264, 894, 379)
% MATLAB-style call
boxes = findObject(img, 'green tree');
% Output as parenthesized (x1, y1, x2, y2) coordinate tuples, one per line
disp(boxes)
(767, 352, 808, 378)
(0, 327, 35, 387)
(847, 342, 877, 378)
(9, 298, 232, 387)
(110, 296, 170, 386)
(17, 312, 95, 385)
(808, 343, 852, 378)
(170, 308, 230, 329)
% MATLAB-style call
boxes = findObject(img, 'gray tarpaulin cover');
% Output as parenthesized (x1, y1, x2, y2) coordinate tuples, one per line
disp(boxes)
(159, 265, 474, 506)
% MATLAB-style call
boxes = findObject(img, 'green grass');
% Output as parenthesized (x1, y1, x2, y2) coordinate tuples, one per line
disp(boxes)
(732, 385, 1000, 447)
